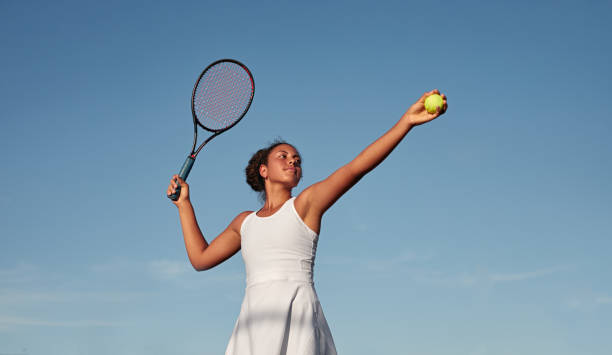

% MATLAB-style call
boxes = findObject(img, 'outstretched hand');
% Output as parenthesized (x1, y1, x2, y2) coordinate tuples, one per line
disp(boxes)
(402, 89, 448, 126)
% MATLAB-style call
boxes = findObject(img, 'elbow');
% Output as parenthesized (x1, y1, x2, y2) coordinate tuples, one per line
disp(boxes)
(190, 259, 212, 272)
(189, 248, 213, 272)
(192, 262, 212, 272)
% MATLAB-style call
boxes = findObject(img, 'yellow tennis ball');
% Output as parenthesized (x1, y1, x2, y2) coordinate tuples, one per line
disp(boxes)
(424, 94, 443, 114)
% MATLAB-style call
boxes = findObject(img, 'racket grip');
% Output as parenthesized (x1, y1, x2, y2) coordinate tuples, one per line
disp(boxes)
(168, 156, 195, 201)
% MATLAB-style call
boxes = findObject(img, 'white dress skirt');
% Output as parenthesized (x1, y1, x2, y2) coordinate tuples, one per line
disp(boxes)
(225, 197, 337, 355)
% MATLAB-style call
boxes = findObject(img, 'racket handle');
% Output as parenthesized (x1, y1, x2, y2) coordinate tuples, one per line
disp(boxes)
(168, 156, 195, 201)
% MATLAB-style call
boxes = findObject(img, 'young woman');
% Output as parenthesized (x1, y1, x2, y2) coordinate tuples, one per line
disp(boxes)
(167, 89, 447, 355)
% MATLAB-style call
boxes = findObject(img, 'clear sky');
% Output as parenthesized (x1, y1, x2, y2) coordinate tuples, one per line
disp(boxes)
(1, 1, 611, 354)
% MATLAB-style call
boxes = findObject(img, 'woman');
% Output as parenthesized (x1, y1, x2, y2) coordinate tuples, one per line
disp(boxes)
(167, 89, 447, 355)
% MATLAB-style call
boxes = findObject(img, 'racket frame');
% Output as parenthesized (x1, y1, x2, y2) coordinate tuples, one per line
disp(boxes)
(169, 59, 254, 201)
(190, 58, 255, 158)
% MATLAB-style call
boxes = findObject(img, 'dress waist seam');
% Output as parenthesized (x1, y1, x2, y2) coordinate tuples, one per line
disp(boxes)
(246, 271, 313, 288)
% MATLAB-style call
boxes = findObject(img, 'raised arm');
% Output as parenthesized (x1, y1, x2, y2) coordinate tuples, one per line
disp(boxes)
(296, 90, 447, 231)
(167, 175, 249, 271)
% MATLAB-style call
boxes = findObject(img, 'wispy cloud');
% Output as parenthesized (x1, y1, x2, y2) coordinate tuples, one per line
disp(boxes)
(333, 253, 573, 291)
(596, 296, 612, 304)
(0, 315, 128, 328)
(0, 259, 242, 312)
(147, 259, 191, 279)
(90, 258, 193, 281)
(0, 259, 244, 333)
(0, 289, 144, 304)
(489, 266, 568, 282)
(565, 294, 612, 310)
(0, 262, 50, 286)
(351, 221, 369, 233)
(365, 249, 435, 272)
(468, 343, 490, 355)
(318, 249, 435, 270)
(91, 258, 243, 283)
(0, 262, 38, 278)
(321, 249, 567, 288)
(407, 269, 484, 287)
(410, 266, 569, 287)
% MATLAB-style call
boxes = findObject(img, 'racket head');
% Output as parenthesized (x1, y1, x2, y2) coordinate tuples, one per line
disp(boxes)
(191, 59, 255, 133)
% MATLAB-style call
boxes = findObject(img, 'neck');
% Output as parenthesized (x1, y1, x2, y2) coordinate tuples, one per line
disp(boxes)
(262, 187, 292, 211)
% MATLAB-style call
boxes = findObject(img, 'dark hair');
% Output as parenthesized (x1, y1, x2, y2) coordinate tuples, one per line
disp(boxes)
(245, 139, 296, 201)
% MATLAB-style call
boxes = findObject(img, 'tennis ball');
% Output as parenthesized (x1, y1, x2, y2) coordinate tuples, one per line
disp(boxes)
(424, 94, 443, 114)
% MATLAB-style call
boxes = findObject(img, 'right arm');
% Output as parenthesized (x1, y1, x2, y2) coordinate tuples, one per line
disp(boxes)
(167, 175, 249, 271)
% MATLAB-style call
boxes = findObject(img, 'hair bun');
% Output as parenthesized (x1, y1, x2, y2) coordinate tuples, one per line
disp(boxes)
(245, 149, 267, 192)
(245, 139, 290, 201)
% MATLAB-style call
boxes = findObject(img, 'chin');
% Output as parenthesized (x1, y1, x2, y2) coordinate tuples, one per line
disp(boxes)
(288, 179, 300, 189)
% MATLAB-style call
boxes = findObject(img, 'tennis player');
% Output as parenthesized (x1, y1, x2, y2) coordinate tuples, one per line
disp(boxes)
(167, 89, 447, 355)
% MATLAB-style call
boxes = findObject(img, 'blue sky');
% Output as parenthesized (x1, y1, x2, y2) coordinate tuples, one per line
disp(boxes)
(1, 0, 611, 354)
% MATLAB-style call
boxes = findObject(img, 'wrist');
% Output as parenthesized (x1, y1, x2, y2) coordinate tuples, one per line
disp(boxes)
(399, 114, 416, 129)
(176, 199, 192, 210)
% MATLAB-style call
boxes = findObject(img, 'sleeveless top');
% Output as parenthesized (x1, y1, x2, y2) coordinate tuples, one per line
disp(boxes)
(225, 197, 337, 355)
(241, 196, 318, 286)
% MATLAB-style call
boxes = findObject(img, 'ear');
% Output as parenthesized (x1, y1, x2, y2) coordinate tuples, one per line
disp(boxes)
(259, 164, 268, 179)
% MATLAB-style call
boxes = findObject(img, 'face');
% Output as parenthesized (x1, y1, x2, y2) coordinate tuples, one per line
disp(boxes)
(259, 144, 302, 189)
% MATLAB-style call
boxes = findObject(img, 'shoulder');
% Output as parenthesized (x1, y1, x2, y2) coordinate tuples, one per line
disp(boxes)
(237, 210, 254, 219)
(229, 210, 254, 233)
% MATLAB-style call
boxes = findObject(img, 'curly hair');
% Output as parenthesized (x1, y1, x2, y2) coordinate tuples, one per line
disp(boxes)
(245, 139, 297, 202)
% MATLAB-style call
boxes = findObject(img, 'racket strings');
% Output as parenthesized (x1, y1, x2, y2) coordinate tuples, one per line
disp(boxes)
(194, 62, 253, 131)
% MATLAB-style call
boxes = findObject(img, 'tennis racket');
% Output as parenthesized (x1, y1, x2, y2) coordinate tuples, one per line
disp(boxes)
(168, 59, 255, 201)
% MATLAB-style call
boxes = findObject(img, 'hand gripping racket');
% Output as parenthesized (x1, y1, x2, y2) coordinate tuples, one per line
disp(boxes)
(168, 59, 255, 201)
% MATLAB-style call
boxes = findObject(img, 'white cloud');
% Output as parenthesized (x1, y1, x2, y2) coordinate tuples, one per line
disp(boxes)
(0, 315, 127, 328)
(565, 299, 584, 309)
(147, 259, 191, 279)
(489, 266, 567, 282)
(468, 343, 489, 355)
(0, 259, 241, 309)
(0, 262, 45, 285)
(320, 249, 567, 288)
(352, 222, 368, 232)
(90, 259, 135, 273)
(407, 269, 486, 287)
(318, 249, 434, 270)
(89, 258, 244, 289)
(365, 249, 435, 272)
(399, 265, 568, 288)
(0, 261, 243, 333)
(90, 258, 188, 281)
(596, 296, 612, 305)
(565, 295, 612, 310)
(0, 289, 144, 304)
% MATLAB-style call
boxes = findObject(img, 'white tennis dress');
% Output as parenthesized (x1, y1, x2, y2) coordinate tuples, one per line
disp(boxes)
(225, 197, 337, 355)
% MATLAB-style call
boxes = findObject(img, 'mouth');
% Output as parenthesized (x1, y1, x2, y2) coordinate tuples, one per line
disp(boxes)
(284, 167, 299, 176)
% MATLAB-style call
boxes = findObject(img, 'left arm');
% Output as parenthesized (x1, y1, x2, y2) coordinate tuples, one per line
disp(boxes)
(296, 89, 447, 232)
